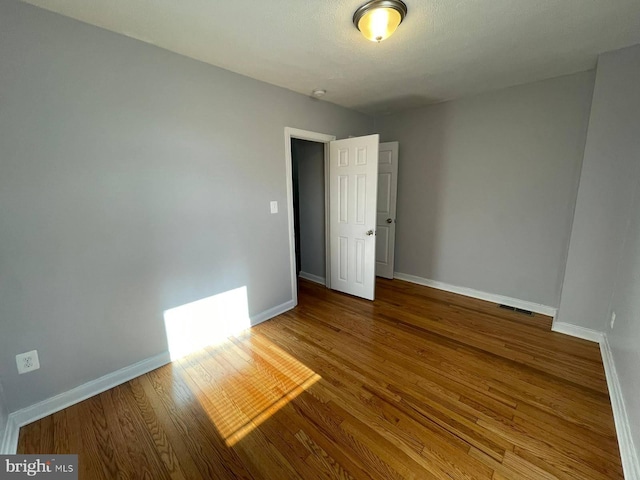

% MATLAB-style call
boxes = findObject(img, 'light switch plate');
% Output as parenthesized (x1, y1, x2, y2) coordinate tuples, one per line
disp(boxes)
(270, 201, 278, 214)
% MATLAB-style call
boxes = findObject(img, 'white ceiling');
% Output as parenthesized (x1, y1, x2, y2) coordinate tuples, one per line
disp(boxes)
(21, 0, 640, 114)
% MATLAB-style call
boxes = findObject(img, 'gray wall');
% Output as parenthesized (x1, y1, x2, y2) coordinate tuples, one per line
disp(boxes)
(375, 72, 595, 308)
(609, 171, 640, 465)
(0, 378, 7, 445)
(291, 140, 326, 279)
(557, 46, 640, 331)
(0, 0, 372, 412)
(558, 44, 640, 454)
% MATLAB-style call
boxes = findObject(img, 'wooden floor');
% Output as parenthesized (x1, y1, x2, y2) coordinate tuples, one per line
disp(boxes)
(18, 279, 623, 479)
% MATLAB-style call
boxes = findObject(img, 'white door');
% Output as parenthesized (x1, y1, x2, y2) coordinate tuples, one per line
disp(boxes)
(329, 135, 379, 300)
(375, 142, 399, 279)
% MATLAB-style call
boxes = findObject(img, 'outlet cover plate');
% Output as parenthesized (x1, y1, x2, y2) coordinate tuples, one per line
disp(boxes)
(16, 350, 40, 374)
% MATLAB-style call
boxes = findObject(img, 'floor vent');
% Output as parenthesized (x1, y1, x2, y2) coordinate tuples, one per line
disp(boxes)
(499, 304, 534, 316)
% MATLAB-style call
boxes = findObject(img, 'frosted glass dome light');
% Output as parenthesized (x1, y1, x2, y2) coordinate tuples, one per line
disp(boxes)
(353, 0, 407, 43)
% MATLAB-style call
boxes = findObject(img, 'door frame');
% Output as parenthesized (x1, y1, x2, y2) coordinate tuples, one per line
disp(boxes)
(284, 127, 335, 306)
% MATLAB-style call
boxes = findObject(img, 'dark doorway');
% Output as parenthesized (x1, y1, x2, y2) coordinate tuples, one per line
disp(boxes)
(290, 139, 326, 284)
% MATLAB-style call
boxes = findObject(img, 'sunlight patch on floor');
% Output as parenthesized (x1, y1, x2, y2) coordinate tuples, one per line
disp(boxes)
(183, 335, 321, 446)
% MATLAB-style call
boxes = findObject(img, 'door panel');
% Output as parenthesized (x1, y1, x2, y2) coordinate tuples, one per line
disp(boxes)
(378, 172, 392, 215)
(375, 142, 399, 279)
(375, 226, 390, 263)
(329, 135, 379, 300)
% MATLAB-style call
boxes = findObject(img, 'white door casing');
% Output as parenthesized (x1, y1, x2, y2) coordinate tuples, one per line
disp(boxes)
(329, 135, 379, 300)
(284, 127, 335, 307)
(375, 142, 399, 279)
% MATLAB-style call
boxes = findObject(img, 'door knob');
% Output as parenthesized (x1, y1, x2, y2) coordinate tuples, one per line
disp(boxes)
(366, 229, 374, 236)
(386, 218, 393, 224)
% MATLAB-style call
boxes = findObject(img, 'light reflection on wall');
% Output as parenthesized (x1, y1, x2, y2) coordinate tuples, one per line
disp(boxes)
(163, 286, 251, 361)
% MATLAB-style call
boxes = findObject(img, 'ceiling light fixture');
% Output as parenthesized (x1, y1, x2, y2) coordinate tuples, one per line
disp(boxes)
(353, 0, 407, 43)
(312, 89, 327, 97)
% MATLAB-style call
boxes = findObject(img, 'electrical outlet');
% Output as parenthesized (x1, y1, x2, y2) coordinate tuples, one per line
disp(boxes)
(610, 311, 616, 330)
(16, 350, 40, 374)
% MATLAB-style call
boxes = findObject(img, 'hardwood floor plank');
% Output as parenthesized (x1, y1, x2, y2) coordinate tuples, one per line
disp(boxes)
(37, 415, 54, 454)
(262, 321, 498, 476)
(76, 396, 128, 479)
(513, 402, 620, 462)
(283, 391, 381, 480)
(17, 278, 622, 479)
(63, 403, 88, 477)
(477, 416, 620, 480)
(104, 384, 164, 479)
(147, 363, 253, 479)
(169, 357, 258, 479)
(248, 410, 326, 480)
(296, 428, 356, 480)
(127, 379, 188, 480)
(20, 419, 40, 454)
(50, 411, 71, 455)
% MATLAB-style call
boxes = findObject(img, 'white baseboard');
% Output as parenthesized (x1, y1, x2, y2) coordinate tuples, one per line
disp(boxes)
(0, 351, 172, 455)
(394, 268, 638, 476)
(551, 322, 604, 343)
(251, 299, 296, 326)
(600, 335, 640, 480)
(0, 299, 296, 455)
(0, 416, 18, 455)
(393, 272, 557, 318)
(299, 271, 326, 285)
(547, 321, 639, 479)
